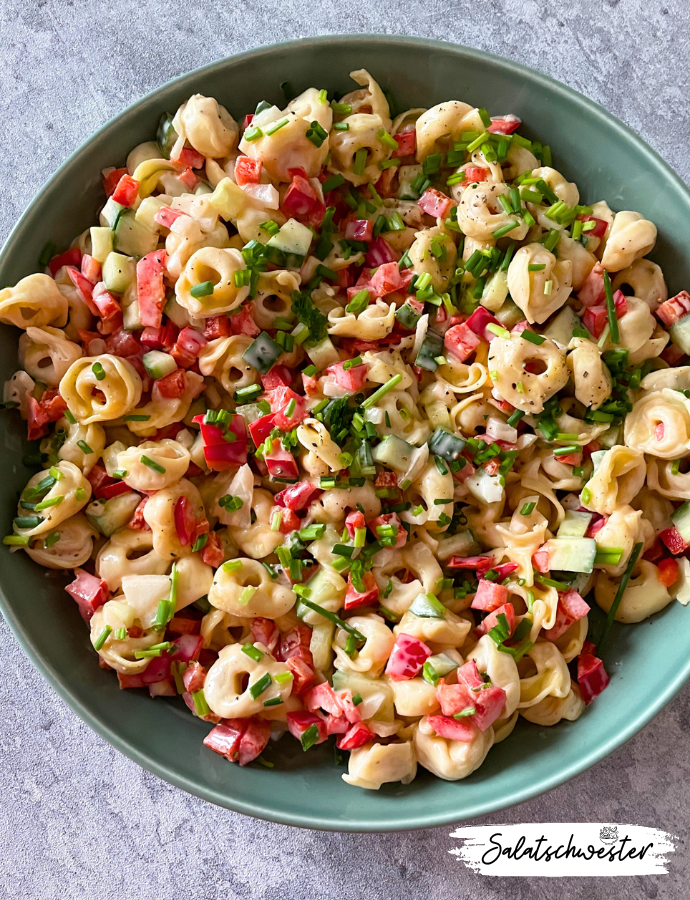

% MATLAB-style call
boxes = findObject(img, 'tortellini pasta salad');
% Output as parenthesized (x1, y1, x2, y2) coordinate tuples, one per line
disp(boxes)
(3, 71, 689, 792)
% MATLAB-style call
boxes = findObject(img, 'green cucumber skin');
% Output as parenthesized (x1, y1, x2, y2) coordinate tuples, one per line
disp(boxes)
(670, 316, 690, 355)
(672, 500, 690, 542)
(415, 331, 444, 371)
(86, 493, 140, 537)
(113, 210, 158, 258)
(429, 426, 466, 461)
(102, 252, 135, 294)
(142, 350, 177, 380)
(242, 332, 283, 375)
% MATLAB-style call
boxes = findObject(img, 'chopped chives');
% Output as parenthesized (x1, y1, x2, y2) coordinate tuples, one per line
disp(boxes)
(521, 329, 545, 345)
(274, 671, 293, 685)
(322, 173, 345, 193)
(250, 672, 272, 699)
(222, 559, 243, 573)
(64, 410, 77, 425)
(263, 697, 283, 707)
(76, 440, 93, 455)
(14, 516, 42, 529)
(34, 495, 63, 511)
(92, 625, 112, 651)
(300, 723, 320, 752)
(360, 374, 401, 410)
(377, 128, 399, 151)
(603, 269, 619, 345)
(265, 118, 289, 136)
(299, 598, 365, 641)
(2, 535, 30, 546)
(141, 455, 166, 474)
(91, 362, 106, 381)
(192, 689, 210, 717)
(190, 280, 214, 298)
(598, 542, 644, 653)
(123, 414, 151, 421)
(44, 532, 61, 547)
(353, 148, 368, 176)
(331, 102, 352, 115)
(492, 221, 520, 239)
(243, 126, 264, 142)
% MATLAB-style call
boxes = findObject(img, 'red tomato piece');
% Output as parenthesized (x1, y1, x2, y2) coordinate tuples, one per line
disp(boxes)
(155, 368, 186, 399)
(577, 215, 608, 238)
(367, 512, 407, 549)
(392, 130, 416, 157)
(344, 571, 380, 611)
(365, 236, 398, 267)
(26, 391, 68, 441)
(47, 247, 83, 277)
(657, 290, 690, 328)
(154, 206, 186, 229)
(140, 322, 178, 351)
(136, 249, 168, 328)
(385, 633, 432, 681)
(471, 580, 509, 612)
(427, 715, 478, 742)
(344, 218, 374, 241)
(203, 720, 246, 762)
(658, 557, 679, 587)
(437, 680, 506, 732)
(326, 360, 368, 391)
(659, 526, 689, 555)
(66, 569, 109, 622)
(235, 156, 263, 186)
(182, 661, 207, 694)
(488, 115, 522, 134)
(336, 722, 375, 751)
(111, 174, 140, 207)
(466, 307, 502, 342)
(369, 261, 412, 298)
(201, 531, 224, 567)
(174, 146, 205, 169)
(80, 254, 102, 283)
(283, 172, 319, 217)
(278, 507, 301, 533)
(304, 682, 344, 717)
(577, 648, 609, 705)
(238, 717, 272, 766)
(174, 496, 196, 546)
(474, 602, 516, 637)
(532, 549, 551, 573)
(203, 315, 232, 339)
(344, 510, 366, 539)
(444, 322, 481, 362)
(577, 262, 606, 307)
(445, 554, 495, 572)
(286, 711, 328, 746)
(249, 617, 280, 653)
(464, 166, 488, 182)
(274, 481, 320, 510)
(261, 365, 292, 391)
(418, 187, 453, 219)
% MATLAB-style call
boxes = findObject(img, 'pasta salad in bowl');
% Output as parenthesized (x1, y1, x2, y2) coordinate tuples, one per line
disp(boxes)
(2, 38, 690, 826)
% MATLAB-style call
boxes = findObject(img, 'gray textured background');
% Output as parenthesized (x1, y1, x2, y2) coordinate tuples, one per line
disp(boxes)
(0, 1, 688, 897)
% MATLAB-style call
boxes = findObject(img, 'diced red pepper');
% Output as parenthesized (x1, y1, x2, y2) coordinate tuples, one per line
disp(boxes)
(238, 717, 272, 766)
(172, 146, 205, 168)
(578, 262, 605, 307)
(546, 589, 591, 641)
(171, 326, 207, 368)
(532, 548, 551, 573)
(446, 554, 496, 572)
(26, 390, 68, 441)
(488, 115, 522, 135)
(265, 386, 308, 431)
(658, 557, 679, 587)
(577, 215, 608, 238)
(192, 412, 249, 470)
(444, 322, 482, 362)
(274, 481, 320, 510)
(283, 172, 319, 218)
(111, 174, 140, 207)
(369, 261, 412, 298)
(392, 130, 416, 157)
(367, 512, 407, 549)
(344, 510, 366, 539)
(437, 679, 506, 731)
(141, 322, 178, 352)
(182, 661, 207, 694)
(178, 167, 200, 191)
(277, 624, 313, 663)
(659, 526, 689, 555)
(154, 206, 186, 230)
(385, 633, 432, 681)
(345, 218, 374, 242)
(577, 646, 609, 705)
(168, 616, 201, 636)
(365, 236, 398, 267)
(464, 166, 488, 183)
(344, 571, 380, 610)
(136, 249, 168, 328)
(171, 633, 203, 663)
(203, 719, 246, 762)
(305, 682, 344, 717)
(466, 307, 502, 343)
(264, 444, 299, 480)
(657, 290, 690, 328)
(475, 602, 516, 637)
(47, 247, 83, 278)
(336, 722, 375, 750)
(66, 569, 109, 622)
(81, 254, 102, 284)
(174, 496, 196, 546)
(278, 507, 301, 533)
(326, 360, 368, 392)
(104, 329, 141, 358)
(155, 368, 186, 399)
(261, 365, 292, 391)
(418, 187, 453, 219)
(249, 617, 280, 653)
(129, 498, 151, 531)
(471, 580, 509, 612)
(204, 315, 232, 339)
(286, 710, 328, 746)
(235, 156, 263, 186)
(427, 715, 478, 742)
(200, 531, 224, 567)
(248, 413, 276, 447)
(66, 266, 99, 315)
(103, 167, 129, 198)
(99, 481, 133, 501)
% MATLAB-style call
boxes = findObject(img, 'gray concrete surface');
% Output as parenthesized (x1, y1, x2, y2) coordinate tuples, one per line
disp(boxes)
(0, 1, 689, 897)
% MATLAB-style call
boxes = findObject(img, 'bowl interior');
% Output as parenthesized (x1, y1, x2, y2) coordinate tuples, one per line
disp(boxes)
(1, 35, 689, 831)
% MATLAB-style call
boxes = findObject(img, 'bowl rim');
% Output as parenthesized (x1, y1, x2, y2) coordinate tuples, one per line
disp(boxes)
(2, 32, 690, 832)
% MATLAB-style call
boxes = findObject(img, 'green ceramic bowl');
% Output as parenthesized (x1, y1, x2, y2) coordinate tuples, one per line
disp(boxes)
(1, 35, 688, 831)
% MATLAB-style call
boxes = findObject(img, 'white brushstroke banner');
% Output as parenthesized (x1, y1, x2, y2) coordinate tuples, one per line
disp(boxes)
(449, 824, 676, 876)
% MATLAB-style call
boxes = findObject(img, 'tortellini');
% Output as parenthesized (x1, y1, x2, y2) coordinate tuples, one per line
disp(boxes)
(343, 741, 417, 790)
(600, 210, 657, 271)
(414, 717, 494, 781)
(595, 561, 674, 623)
(14, 462, 91, 538)
(19, 327, 82, 386)
(208, 558, 296, 619)
(0, 274, 68, 329)
(488, 333, 569, 413)
(175, 247, 248, 317)
(507, 244, 572, 323)
(582, 446, 646, 515)
(117, 439, 191, 491)
(457, 183, 529, 242)
(142, 479, 206, 560)
(173, 94, 239, 158)
(204, 643, 292, 718)
(624, 389, 690, 459)
(566, 338, 612, 410)
(60, 355, 142, 424)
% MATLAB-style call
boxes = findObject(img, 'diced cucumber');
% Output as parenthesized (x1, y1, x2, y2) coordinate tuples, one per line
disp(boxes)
(598, 425, 621, 449)
(481, 269, 509, 312)
(122, 293, 142, 331)
(136, 196, 169, 232)
(429, 426, 466, 462)
(209, 177, 248, 221)
(113, 210, 159, 258)
(544, 537, 597, 573)
(90, 227, 113, 264)
(86, 492, 141, 537)
(267, 218, 313, 261)
(395, 300, 423, 331)
(157, 112, 178, 159)
(557, 509, 592, 539)
(437, 529, 478, 560)
(543, 305, 580, 345)
(242, 332, 283, 375)
(409, 592, 446, 619)
(415, 330, 444, 371)
(300, 566, 346, 616)
(194, 182, 213, 196)
(371, 435, 415, 473)
(670, 314, 690, 355)
(163, 295, 193, 329)
(143, 351, 177, 380)
(590, 449, 608, 473)
(494, 298, 524, 329)
(426, 652, 459, 677)
(103, 252, 136, 294)
(100, 196, 125, 229)
(306, 336, 339, 369)
(672, 500, 690, 543)
(397, 165, 423, 200)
